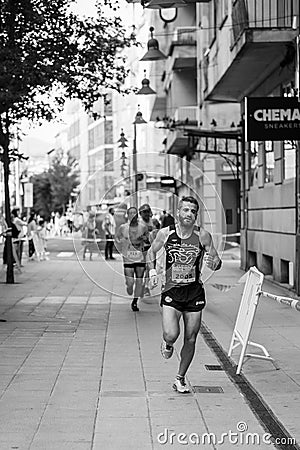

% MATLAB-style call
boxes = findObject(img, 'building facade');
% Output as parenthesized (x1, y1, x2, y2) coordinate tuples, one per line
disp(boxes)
(128, 0, 299, 290)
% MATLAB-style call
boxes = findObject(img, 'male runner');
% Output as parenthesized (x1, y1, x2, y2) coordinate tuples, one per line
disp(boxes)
(138, 204, 154, 296)
(148, 196, 222, 393)
(115, 207, 149, 312)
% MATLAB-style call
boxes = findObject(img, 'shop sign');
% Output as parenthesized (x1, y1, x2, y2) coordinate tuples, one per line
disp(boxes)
(245, 97, 300, 141)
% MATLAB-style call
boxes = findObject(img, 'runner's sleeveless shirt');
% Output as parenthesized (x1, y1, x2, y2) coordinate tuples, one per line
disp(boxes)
(164, 225, 204, 289)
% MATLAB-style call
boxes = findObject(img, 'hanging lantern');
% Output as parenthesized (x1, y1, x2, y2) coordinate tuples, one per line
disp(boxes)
(140, 27, 167, 61)
(137, 71, 156, 95)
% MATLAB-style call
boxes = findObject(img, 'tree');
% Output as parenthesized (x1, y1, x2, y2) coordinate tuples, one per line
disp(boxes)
(31, 171, 52, 220)
(0, 0, 136, 282)
(32, 152, 79, 219)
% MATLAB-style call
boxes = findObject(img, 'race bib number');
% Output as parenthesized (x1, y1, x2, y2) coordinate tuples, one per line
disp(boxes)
(171, 265, 196, 283)
(127, 249, 143, 261)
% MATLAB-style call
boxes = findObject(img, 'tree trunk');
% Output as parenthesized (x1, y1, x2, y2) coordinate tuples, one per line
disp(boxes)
(2, 142, 14, 284)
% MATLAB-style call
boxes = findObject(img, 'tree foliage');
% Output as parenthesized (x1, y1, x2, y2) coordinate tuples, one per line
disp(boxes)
(0, 0, 136, 126)
(32, 152, 79, 219)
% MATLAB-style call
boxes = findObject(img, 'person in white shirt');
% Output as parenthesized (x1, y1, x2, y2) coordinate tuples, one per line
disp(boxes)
(103, 207, 116, 260)
(11, 208, 27, 266)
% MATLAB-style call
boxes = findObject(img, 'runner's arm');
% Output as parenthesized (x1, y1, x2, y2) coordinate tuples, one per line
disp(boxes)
(114, 224, 124, 244)
(147, 228, 168, 271)
(200, 229, 222, 271)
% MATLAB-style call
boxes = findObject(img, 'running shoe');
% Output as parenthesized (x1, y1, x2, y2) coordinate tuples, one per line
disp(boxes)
(131, 299, 139, 312)
(172, 377, 190, 394)
(160, 340, 174, 359)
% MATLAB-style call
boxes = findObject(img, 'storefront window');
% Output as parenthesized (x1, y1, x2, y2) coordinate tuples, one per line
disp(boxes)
(284, 141, 296, 180)
(265, 141, 274, 183)
(250, 141, 259, 187)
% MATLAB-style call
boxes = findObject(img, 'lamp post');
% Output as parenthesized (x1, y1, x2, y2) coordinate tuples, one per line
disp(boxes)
(133, 108, 147, 208)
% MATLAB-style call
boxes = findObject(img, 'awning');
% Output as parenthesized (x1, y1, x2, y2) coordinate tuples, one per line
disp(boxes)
(150, 96, 167, 122)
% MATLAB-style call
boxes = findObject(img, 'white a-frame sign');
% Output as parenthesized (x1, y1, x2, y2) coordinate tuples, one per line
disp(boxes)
(228, 266, 277, 374)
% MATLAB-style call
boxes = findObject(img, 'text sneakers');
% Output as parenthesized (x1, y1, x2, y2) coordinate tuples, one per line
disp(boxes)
(172, 377, 190, 394)
(160, 340, 174, 359)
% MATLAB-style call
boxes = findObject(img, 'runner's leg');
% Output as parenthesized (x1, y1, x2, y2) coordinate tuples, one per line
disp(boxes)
(178, 311, 202, 377)
(123, 266, 135, 296)
(133, 265, 145, 298)
(162, 305, 181, 347)
(131, 265, 146, 311)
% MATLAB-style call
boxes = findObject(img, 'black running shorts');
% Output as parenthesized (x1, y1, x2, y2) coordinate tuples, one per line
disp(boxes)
(160, 282, 206, 312)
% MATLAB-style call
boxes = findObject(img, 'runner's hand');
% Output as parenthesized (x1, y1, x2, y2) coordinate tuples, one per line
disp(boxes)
(149, 269, 158, 289)
(204, 253, 221, 271)
(204, 253, 215, 270)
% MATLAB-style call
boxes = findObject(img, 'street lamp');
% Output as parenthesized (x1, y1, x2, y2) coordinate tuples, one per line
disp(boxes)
(137, 71, 156, 95)
(133, 107, 147, 208)
(140, 27, 167, 62)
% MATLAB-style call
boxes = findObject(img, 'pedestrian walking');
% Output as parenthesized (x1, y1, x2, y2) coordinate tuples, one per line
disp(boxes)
(102, 207, 116, 260)
(148, 196, 222, 393)
(115, 206, 149, 312)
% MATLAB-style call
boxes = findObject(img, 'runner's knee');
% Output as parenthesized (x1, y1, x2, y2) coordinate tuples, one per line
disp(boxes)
(184, 332, 198, 345)
(163, 329, 179, 344)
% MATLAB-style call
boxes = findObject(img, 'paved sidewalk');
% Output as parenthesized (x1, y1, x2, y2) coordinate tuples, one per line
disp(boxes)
(0, 253, 299, 449)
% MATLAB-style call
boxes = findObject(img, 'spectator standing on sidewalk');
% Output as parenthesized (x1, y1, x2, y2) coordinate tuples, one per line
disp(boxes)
(36, 219, 49, 261)
(0, 213, 8, 265)
(27, 213, 37, 260)
(82, 212, 99, 261)
(11, 208, 27, 266)
(148, 196, 222, 393)
(103, 207, 116, 260)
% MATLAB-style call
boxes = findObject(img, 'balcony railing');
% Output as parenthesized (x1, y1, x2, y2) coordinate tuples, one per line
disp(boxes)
(174, 106, 198, 124)
(231, 0, 299, 44)
(173, 27, 197, 44)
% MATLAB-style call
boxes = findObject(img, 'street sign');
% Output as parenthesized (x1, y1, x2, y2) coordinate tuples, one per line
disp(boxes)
(24, 182, 33, 208)
(245, 97, 300, 141)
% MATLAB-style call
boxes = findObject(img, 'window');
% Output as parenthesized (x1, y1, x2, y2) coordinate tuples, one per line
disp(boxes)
(104, 148, 114, 172)
(68, 119, 80, 140)
(88, 123, 104, 150)
(89, 153, 103, 174)
(88, 179, 96, 202)
(88, 129, 95, 151)
(104, 176, 115, 199)
(105, 120, 113, 144)
(104, 93, 113, 116)
(284, 141, 296, 180)
(69, 144, 80, 162)
(250, 141, 259, 187)
(265, 141, 274, 183)
(94, 123, 104, 148)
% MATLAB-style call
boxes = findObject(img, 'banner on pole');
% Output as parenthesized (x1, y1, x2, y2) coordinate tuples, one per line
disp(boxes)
(24, 182, 33, 208)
